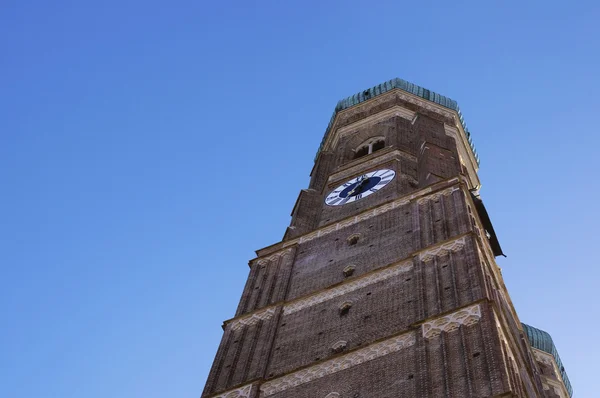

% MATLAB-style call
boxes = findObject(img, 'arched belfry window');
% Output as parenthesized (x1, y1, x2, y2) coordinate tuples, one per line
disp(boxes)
(354, 137, 385, 159)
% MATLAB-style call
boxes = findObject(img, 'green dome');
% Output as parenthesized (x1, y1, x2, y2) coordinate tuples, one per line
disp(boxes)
(522, 323, 573, 397)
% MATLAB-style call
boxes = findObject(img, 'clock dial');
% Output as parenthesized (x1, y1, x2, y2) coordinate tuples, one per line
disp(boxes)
(325, 169, 395, 206)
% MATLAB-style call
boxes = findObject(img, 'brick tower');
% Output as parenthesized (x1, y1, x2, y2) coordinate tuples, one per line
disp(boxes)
(201, 78, 572, 398)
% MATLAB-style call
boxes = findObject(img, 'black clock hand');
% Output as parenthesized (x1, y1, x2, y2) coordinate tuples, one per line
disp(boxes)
(348, 176, 370, 196)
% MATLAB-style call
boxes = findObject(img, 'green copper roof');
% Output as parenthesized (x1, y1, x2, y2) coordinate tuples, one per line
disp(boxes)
(316, 78, 480, 165)
(522, 323, 573, 397)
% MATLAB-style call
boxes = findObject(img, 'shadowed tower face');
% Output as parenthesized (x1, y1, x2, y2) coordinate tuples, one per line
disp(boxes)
(201, 79, 572, 398)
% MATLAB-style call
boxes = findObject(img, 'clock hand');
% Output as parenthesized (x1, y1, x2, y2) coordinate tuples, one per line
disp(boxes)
(348, 176, 370, 196)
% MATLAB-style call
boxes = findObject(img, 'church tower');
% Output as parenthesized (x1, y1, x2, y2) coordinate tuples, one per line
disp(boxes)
(201, 78, 572, 398)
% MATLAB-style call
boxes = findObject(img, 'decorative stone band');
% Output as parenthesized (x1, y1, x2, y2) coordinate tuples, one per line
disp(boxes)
(256, 248, 293, 266)
(231, 235, 469, 326)
(229, 308, 275, 331)
(211, 383, 253, 398)
(534, 349, 556, 367)
(295, 182, 461, 246)
(283, 260, 413, 315)
(328, 148, 416, 186)
(260, 331, 416, 396)
(337, 105, 416, 135)
(395, 90, 456, 120)
(252, 178, 464, 261)
(419, 236, 466, 262)
(326, 90, 456, 157)
(327, 106, 417, 152)
(416, 186, 460, 205)
(422, 304, 482, 339)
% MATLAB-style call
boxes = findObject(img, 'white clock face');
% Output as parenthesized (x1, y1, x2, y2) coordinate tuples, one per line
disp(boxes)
(325, 169, 395, 206)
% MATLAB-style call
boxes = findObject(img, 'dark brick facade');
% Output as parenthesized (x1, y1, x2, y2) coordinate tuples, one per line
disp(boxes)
(202, 88, 566, 397)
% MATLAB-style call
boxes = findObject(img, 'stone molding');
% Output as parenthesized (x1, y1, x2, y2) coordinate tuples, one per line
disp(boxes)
(394, 90, 455, 120)
(325, 91, 455, 154)
(327, 149, 416, 187)
(533, 349, 555, 367)
(419, 235, 466, 262)
(422, 304, 482, 339)
(283, 260, 413, 315)
(296, 183, 460, 246)
(416, 186, 460, 205)
(256, 248, 293, 266)
(229, 308, 275, 331)
(327, 105, 416, 150)
(231, 234, 471, 326)
(260, 331, 416, 396)
(211, 384, 253, 398)
(253, 178, 463, 259)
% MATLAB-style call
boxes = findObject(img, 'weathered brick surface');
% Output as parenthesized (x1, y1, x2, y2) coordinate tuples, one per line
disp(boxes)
(268, 236, 486, 377)
(289, 190, 471, 301)
(236, 248, 296, 316)
(266, 343, 419, 398)
(201, 89, 552, 397)
(202, 308, 280, 396)
(265, 303, 513, 398)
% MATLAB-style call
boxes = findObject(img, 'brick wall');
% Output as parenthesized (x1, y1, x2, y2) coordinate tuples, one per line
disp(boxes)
(202, 89, 548, 397)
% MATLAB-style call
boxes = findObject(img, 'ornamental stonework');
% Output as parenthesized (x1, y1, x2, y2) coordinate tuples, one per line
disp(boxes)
(283, 259, 412, 315)
(255, 248, 293, 266)
(260, 332, 416, 396)
(422, 304, 482, 339)
(228, 307, 275, 331)
(419, 236, 466, 262)
(296, 182, 460, 245)
(211, 384, 253, 398)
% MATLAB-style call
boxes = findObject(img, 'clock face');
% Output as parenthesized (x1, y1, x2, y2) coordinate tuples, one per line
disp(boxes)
(325, 169, 395, 206)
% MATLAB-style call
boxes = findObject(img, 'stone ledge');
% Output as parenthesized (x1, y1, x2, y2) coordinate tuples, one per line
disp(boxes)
(254, 176, 464, 259)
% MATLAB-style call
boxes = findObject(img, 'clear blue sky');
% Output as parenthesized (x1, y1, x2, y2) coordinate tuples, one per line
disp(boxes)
(1, 1, 597, 397)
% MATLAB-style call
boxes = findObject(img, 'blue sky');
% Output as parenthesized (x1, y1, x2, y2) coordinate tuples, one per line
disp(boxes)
(1, 1, 598, 397)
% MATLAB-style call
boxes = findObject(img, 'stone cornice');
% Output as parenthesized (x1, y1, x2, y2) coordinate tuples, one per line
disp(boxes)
(325, 105, 415, 152)
(229, 307, 276, 331)
(255, 248, 293, 266)
(421, 304, 482, 339)
(326, 148, 416, 190)
(419, 237, 467, 262)
(209, 384, 254, 398)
